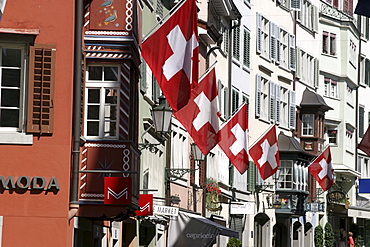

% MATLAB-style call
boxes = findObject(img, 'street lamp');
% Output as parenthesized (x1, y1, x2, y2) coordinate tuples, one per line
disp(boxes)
(191, 143, 205, 161)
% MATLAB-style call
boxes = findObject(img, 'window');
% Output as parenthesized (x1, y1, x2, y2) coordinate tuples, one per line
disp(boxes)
(0, 42, 55, 144)
(255, 74, 269, 121)
(349, 40, 357, 67)
(297, 0, 318, 32)
(232, 87, 240, 114)
(218, 80, 228, 119)
(279, 29, 289, 69)
(322, 32, 336, 56)
(222, 26, 229, 54)
(289, 34, 296, 71)
(325, 125, 338, 145)
(243, 28, 251, 68)
(256, 13, 270, 58)
(85, 65, 120, 139)
(324, 77, 338, 98)
(296, 48, 317, 87)
(347, 84, 354, 106)
(302, 114, 314, 136)
(346, 127, 354, 152)
(366, 58, 370, 86)
(155, 0, 163, 20)
(277, 160, 293, 189)
(278, 86, 289, 128)
(359, 16, 369, 40)
(342, 0, 353, 16)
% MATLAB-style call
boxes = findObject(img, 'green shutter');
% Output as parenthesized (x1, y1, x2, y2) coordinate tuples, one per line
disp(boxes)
(247, 161, 256, 192)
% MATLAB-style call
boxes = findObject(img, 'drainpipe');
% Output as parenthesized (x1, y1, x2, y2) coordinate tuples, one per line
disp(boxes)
(69, 0, 83, 219)
(355, 17, 361, 173)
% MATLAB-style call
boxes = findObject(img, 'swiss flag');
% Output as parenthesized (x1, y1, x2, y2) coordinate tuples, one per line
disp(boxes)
(249, 125, 280, 180)
(308, 146, 334, 191)
(218, 104, 249, 174)
(141, 0, 199, 112)
(358, 125, 370, 156)
(174, 68, 220, 155)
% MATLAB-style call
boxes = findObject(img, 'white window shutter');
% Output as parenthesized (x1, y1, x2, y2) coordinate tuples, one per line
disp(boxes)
(314, 58, 319, 88)
(269, 81, 276, 123)
(289, 90, 296, 129)
(276, 84, 281, 125)
(289, 34, 296, 71)
(296, 47, 301, 79)
(276, 26, 281, 65)
(256, 74, 261, 118)
(313, 5, 318, 33)
(256, 13, 262, 54)
(270, 22, 276, 62)
(291, 0, 301, 11)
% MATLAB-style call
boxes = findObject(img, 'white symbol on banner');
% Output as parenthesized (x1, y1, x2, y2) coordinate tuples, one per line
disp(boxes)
(192, 92, 219, 132)
(229, 124, 248, 156)
(107, 187, 128, 200)
(140, 202, 151, 212)
(258, 139, 278, 169)
(318, 158, 333, 180)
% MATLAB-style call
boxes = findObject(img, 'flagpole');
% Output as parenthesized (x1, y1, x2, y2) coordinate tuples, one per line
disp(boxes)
(142, 0, 188, 42)
(219, 102, 247, 129)
(198, 61, 218, 81)
(248, 124, 275, 149)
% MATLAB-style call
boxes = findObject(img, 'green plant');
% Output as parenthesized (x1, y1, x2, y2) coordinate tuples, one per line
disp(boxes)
(355, 235, 363, 247)
(315, 225, 324, 247)
(324, 222, 335, 247)
(227, 237, 241, 247)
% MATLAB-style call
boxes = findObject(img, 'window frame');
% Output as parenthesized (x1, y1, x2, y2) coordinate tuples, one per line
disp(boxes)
(302, 114, 314, 136)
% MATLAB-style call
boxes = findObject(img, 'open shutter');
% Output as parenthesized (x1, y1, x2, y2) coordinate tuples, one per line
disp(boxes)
(296, 47, 301, 79)
(276, 25, 281, 64)
(366, 59, 370, 86)
(247, 161, 256, 192)
(27, 44, 56, 134)
(233, 24, 240, 60)
(243, 29, 251, 68)
(256, 13, 262, 54)
(289, 90, 296, 130)
(270, 22, 276, 62)
(289, 34, 296, 71)
(269, 81, 276, 123)
(312, 5, 319, 33)
(359, 106, 365, 138)
(366, 17, 369, 40)
(314, 58, 319, 88)
(255, 74, 261, 118)
(276, 84, 281, 125)
(291, 0, 301, 11)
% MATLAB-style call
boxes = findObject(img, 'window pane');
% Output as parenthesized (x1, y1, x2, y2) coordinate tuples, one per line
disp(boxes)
(2, 48, 21, 67)
(87, 121, 99, 136)
(104, 67, 118, 81)
(88, 66, 102, 80)
(104, 122, 116, 137)
(88, 89, 100, 103)
(87, 105, 99, 119)
(2, 69, 21, 87)
(105, 105, 117, 120)
(105, 89, 117, 104)
(0, 109, 19, 127)
(1, 89, 20, 107)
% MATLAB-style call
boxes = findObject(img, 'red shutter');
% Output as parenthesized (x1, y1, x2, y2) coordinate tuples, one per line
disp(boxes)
(27, 44, 56, 134)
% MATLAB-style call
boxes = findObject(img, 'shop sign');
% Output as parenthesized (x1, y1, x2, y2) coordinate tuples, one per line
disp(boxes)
(0, 175, 59, 191)
(305, 202, 325, 212)
(327, 190, 346, 203)
(153, 205, 179, 216)
(104, 177, 132, 205)
(230, 202, 255, 214)
(135, 194, 153, 216)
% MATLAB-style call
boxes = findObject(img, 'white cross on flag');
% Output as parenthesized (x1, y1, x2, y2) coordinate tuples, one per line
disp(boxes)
(174, 68, 220, 154)
(141, 0, 199, 112)
(249, 125, 280, 180)
(308, 146, 334, 191)
(218, 104, 249, 174)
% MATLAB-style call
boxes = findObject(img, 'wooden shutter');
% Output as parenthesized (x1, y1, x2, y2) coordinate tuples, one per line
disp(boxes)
(269, 81, 276, 123)
(27, 44, 56, 134)
(314, 58, 319, 88)
(366, 59, 370, 86)
(255, 74, 261, 118)
(276, 84, 281, 125)
(243, 29, 251, 68)
(270, 22, 276, 62)
(291, 0, 301, 11)
(296, 47, 301, 79)
(366, 17, 369, 40)
(289, 90, 296, 129)
(232, 24, 240, 60)
(289, 34, 296, 71)
(247, 161, 256, 192)
(313, 5, 319, 33)
(359, 106, 365, 138)
(276, 26, 281, 64)
(256, 13, 262, 54)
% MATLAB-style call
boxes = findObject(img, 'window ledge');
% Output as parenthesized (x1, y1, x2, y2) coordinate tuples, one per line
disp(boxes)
(0, 132, 33, 145)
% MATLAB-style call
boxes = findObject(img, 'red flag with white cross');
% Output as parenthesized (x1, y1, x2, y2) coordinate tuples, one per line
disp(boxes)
(218, 104, 249, 174)
(249, 125, 280, 180)
(308, 146, 334, 191)
(141, 0, 199, 112)
(174, 68, 220, 155)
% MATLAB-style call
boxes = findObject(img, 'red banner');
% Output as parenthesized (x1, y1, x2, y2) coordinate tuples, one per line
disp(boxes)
(135, 194, 153, 216)
(104, 177, 132, 205)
